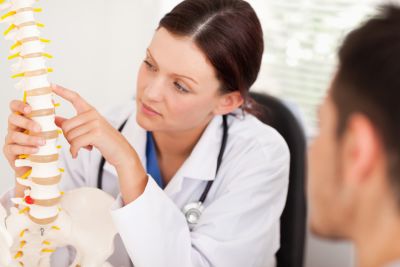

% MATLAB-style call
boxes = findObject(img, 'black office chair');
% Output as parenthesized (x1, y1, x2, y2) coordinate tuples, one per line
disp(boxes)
(250, 92, 307, 267)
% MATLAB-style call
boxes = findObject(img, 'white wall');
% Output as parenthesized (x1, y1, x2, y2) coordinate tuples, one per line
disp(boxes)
(0, 1, 354, 266)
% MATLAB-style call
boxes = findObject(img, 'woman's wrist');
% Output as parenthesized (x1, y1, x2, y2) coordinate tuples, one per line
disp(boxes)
(113, 144, 142, 170)
(114, 148, 148, 205)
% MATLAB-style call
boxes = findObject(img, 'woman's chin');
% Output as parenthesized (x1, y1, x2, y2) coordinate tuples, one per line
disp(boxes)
(136, 113, 159, 131)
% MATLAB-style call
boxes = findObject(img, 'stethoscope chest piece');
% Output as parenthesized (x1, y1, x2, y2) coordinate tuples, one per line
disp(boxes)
(183, 201, 204, 225)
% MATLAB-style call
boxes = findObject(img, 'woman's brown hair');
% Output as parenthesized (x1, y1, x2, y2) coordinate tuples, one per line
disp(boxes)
(159, 0, 264, 115)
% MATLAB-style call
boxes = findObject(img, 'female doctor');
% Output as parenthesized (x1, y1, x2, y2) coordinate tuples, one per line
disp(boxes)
(2, 0, 290, 266)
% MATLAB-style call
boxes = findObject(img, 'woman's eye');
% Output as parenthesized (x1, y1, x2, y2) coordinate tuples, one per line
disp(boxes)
(143, 60, 157, 72)
(174, 81, 189, 94)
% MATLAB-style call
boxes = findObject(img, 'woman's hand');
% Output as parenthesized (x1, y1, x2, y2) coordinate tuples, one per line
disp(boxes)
(3, 100, 44, 171)
(3, 100, 45, 196)
(53, 85, 134, 167)
(53, 84, 148, 204)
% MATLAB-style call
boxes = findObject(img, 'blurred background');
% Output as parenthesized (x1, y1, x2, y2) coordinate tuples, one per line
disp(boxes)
(0, 0, 389, 266)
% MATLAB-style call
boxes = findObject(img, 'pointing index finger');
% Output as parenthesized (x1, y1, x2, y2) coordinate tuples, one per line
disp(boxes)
(52, 84, 92, 114)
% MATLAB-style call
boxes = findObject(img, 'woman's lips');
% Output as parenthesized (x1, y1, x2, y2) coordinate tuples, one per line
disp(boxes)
(141, 102, 161, 116)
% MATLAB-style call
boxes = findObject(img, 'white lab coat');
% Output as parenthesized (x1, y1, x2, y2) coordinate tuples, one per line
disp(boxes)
(1, 100, 290, 267)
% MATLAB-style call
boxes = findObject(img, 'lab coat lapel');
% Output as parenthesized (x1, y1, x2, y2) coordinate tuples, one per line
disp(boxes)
(164, 116, 223, 196)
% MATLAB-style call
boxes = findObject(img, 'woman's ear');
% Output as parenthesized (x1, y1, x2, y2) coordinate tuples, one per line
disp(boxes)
(213, 91, 244, 115)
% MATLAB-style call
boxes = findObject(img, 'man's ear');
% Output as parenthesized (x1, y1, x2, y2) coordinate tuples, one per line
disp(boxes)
(213, 91, 244, 115)
(341, 113, 383, 186)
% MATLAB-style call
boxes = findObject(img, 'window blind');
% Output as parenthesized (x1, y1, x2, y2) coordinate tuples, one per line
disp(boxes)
(250, 0, 377, 136)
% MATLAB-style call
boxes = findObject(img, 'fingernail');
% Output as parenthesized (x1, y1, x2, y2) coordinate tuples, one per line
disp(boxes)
(38, 139, 46, 145)
(34, 125, 41, 132)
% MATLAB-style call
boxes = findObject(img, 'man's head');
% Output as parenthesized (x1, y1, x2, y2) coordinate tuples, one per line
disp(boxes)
(308, 5, 400, 239)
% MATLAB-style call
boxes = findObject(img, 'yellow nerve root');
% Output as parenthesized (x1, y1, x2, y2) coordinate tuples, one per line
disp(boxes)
(11, 72, 24, 79)
(43, 53, 53, 58)
(8, 52, 20, 60)
(21, 169, 32, 179)
(11, 41, 22, 50)
(19, 229, 28, 238)
(18, 207, 29, 214)
(33, 8, 42, 12)
(51, 226, 60, 231)
(1, 11, 16, 21)
(42, 240, 51, 246)
(40, 38, 50, 43)
(14, 251, 23, 259)
(23, 91, 27, 103)
(41, 248, 55, 253)
(4, 24, 15, 36)
(19, 240, 27, 249)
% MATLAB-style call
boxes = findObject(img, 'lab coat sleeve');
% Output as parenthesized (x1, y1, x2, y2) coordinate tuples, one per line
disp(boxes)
(111, 134, 290, 267)
(190, 138, 290, 267)
(0, 188, 15, 214)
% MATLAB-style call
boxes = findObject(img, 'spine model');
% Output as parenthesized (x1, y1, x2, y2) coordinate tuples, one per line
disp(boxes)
(1, 0, 63, 264)
(2, 0, 62, 225)
(0, 1, 118, 266)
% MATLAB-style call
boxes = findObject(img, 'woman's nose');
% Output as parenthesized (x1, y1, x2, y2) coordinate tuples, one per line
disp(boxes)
(144, 77, 165, 102)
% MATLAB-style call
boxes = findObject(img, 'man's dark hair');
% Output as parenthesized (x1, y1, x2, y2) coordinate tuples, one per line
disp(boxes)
(332, 4, 400, 201)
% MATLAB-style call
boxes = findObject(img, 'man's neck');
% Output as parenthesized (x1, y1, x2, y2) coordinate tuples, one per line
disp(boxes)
(353, 201, 400, 267)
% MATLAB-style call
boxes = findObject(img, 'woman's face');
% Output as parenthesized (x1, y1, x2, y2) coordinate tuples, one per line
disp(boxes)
(136, 27, 230, 133)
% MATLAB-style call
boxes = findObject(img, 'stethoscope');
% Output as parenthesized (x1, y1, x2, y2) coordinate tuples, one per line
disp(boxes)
(97, 115, 229, 227)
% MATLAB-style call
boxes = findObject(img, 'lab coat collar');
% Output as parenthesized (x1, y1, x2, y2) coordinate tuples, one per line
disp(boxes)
(163, 115, 223, 195)
(173, 116, 222, 178)
(104, 111, 224, 196)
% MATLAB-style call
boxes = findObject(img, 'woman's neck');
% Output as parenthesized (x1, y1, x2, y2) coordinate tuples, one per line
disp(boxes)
(152, 121, 210, 160)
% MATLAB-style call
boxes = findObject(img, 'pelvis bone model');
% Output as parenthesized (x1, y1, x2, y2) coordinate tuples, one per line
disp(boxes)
(0, 0, 117, 266)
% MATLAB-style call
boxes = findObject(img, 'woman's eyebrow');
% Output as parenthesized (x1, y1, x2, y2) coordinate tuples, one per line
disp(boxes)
(146, 49, 158, 66)
(147, 48, 198, 85)
(174, 73, 198, 85)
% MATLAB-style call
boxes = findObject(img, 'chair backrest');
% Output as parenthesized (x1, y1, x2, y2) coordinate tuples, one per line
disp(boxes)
(250, 92, 307, 267)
